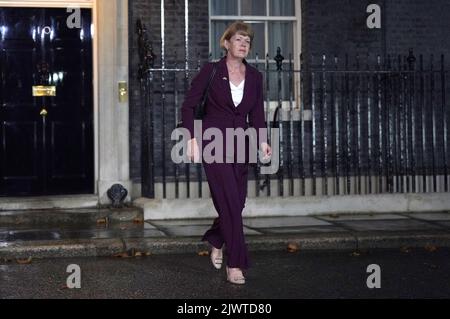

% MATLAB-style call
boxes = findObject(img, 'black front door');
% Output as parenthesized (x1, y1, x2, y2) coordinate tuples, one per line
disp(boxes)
(0, 7, 94, 196)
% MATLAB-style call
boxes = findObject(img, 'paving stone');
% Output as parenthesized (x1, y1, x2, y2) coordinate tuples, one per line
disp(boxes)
(433, 221, 450, 230)
(243, 216, 332, 228)
(119, 229, 167, 238)
(68, 229, 164, 239)
(148, 219, 214, 227)
(144, 222, 157, 229)
(258, 226, 350, 235)
(334, 219, 442, 232)
(407, 212, 450, 221)
(319, 213, 407, 221)
(242, 227, 264, 235)
(157, 225, 262, 237)
(158, 225, 210, 237)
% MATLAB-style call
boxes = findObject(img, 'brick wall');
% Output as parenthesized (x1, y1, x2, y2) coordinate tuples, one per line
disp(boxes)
(129, 0, 209, 181)
(300, 0, 450, 176)
(301, 0, 450, 67)
(385, 0, 450, 62)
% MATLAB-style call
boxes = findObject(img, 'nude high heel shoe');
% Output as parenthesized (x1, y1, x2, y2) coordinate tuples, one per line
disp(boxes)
(226, 266, 246, 285)
(210, 247, 223, 270)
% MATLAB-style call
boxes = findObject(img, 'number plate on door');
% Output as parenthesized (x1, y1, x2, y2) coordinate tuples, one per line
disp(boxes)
(32, 86, 56, 97)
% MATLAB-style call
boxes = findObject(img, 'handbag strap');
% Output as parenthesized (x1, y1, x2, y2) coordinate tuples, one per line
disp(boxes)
(199, 62, 218, 107)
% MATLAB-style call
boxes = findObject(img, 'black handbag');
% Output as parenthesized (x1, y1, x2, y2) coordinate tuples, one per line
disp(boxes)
(177, 62, 218, 128)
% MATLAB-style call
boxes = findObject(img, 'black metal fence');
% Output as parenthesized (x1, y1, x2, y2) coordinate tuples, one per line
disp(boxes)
(137, 21, 450, 199)
(303, 50, 449, 196)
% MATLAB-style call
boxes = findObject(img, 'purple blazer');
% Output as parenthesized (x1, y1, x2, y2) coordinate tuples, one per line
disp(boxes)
(181, 56, 268, 151)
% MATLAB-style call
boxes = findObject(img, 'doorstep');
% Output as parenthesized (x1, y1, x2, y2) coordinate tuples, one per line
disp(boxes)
(0, 194, 99, 211)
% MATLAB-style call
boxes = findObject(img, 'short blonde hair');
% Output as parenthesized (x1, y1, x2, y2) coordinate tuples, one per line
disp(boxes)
(220, 21, 254, 50)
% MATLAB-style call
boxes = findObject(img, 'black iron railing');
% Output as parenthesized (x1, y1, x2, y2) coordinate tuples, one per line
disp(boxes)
(137, 21, 450, 199)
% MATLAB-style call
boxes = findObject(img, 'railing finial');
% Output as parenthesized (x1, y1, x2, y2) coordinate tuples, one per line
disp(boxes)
(275, 47, 284, 71)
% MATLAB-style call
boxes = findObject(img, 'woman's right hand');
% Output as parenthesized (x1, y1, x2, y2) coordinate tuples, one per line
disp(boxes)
(187, 137, 200, 163)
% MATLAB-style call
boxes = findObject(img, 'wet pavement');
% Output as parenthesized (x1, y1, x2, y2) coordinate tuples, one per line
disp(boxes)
(0, 210, 449, 263)
(0, 211, 449, 242)
(1, 210, 449, 300)
(0, 248, 449, 299)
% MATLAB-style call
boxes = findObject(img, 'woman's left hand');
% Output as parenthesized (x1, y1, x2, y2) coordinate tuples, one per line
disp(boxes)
(260, 142, 272, 160)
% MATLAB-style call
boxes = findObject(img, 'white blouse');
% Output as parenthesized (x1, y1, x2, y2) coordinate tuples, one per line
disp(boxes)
(229, 80, 245, 107)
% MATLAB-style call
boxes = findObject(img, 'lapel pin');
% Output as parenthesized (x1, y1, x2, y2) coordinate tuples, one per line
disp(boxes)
(222, 77, 228, 80)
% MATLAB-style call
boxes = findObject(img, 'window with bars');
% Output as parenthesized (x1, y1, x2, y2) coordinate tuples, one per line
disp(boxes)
(209, 0, 301, 102)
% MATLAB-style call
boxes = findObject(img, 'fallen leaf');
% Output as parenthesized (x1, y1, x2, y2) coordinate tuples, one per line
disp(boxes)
(133, 218, 144, 224)
(198, 250, 209, 256)
(16, 257, 33, 264)
(113, 252, 131, 258)
(424, 245, 438, 252)
(287, 242, 300, 253)
(113, 248, 149, 258)
(350, 251, 361, 257)
(96, 218, 107, 224)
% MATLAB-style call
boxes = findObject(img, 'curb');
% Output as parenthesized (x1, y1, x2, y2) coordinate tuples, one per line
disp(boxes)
(1, 231, 449, 260)
(0, 239, 125, 259)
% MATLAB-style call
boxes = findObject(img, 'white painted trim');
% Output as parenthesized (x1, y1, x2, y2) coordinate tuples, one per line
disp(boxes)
(208, 0, 212, 60)
(0, 0, 93, 8)
(296, 0, 302, 60)
(210, 16, 297, 21)
(92, 0, 99, 195)
(185, 0, 189, 69)
(96, 0, 131, 205)
(294, 0, 302, 106)
(209, 1, 300, 69)
(264, 16, 268, 56)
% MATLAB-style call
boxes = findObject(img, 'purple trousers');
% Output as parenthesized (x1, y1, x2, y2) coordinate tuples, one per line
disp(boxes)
(201, 161, 250, 269)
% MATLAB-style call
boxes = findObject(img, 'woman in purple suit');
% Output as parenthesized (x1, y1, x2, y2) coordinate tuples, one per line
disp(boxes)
(181, 21, 272, 285)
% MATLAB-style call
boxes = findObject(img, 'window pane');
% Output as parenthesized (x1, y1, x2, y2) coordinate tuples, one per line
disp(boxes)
(211, 0, 238, 15)
(268, 22, 293, 58)
(270, 0, 295, 16)
(241, 0, 266, 16)
(211, 20, 233, 59)
(247, 22, 265, 60)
